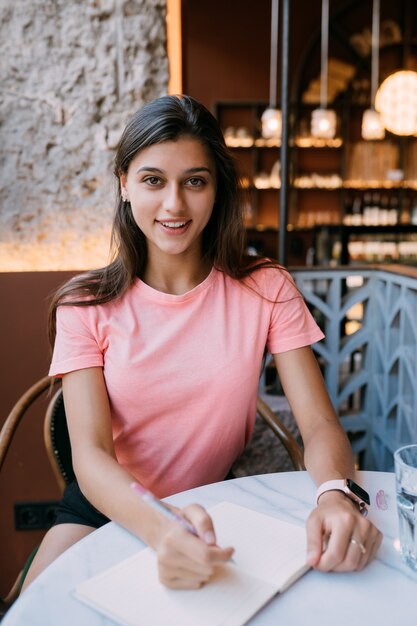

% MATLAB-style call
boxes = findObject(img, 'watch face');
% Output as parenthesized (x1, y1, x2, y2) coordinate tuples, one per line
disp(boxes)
(347, 479, 370, 505)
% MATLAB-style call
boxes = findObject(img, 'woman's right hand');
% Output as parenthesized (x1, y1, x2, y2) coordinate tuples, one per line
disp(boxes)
(155, 504, 234, 589)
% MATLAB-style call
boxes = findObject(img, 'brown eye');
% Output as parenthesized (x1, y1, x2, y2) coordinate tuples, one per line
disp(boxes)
(144, 176, 161, 186)
(186, 177, 205, 187)
(143, 176, 161, 187)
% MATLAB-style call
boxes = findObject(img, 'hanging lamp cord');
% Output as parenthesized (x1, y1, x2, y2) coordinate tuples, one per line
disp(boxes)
(269, 0, 279, 109)
(371, 0, 380, 108)
(320, 0, 329, 109)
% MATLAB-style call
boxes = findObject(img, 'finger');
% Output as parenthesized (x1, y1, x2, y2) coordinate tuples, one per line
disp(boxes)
(342, 536, 367, 571)
(182, 504, 218, 545)
(159, 525, 234, 571)
(181, 504, 234, 561)
(357, 528, 383, 570)
(159, 561, 213, 587)
(371, 528, 383, 559)
(160, 569, 211, 589)
(314, 521, 353, 571)
(314, 501, 373, 571)
(341, 519, 383, 571)
(163, 577, 206, 590)
(305, 512, 326, 567)
(324, 520, 384, 572)
(159, 544, 215, 577)
(159, 537, 232, 576)
(331, 522, 377, 572)
(158, 544, 232, 589)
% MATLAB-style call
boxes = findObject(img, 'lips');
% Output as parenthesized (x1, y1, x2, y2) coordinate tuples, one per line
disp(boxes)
(158, 220, 189, 229)
(156, 219, 192, 233)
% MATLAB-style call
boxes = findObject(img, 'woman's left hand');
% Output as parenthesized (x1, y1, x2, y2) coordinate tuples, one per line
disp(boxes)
(305, 490, 383, 571)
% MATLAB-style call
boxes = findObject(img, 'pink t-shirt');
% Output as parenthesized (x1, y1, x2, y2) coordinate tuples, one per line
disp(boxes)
(49, 266, 323, 497)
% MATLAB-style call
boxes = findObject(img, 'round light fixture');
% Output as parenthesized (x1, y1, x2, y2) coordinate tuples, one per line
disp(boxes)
(375, 70, 417, 136)
(361, 108, 385, 140)
(261, 108, 282, 139)
(311, 108, 337, 139)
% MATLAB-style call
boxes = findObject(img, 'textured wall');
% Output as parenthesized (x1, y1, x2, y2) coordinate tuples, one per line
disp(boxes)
(0, 0, 168, 270)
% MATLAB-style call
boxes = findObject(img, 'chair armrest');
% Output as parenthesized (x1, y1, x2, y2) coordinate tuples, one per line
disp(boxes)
(256, 396, 305, 471)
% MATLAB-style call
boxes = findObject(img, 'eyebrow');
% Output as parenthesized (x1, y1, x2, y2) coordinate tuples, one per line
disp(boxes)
(135, 166, 213, 175)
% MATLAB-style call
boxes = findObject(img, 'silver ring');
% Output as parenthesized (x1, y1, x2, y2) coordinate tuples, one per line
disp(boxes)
(350, 538, 367, 555)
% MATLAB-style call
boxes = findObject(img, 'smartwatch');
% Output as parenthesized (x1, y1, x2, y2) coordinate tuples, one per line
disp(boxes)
(316, 479, 370, 514)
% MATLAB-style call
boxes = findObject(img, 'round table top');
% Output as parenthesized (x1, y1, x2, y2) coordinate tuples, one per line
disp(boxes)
(3, 470, 417, 626)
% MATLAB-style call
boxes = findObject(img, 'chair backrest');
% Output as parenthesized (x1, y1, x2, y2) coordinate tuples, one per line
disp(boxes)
(0, 376, 73, 493)
(44, 387, 74, 493)
(0, 377, 74, 612)
(256, 396, 305, 471)
(0, 377, 303, 486)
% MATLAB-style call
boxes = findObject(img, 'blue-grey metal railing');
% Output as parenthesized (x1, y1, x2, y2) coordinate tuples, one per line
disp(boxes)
(290, 265, 417, 471)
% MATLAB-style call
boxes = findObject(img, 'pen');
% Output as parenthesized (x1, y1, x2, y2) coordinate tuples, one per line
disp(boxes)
(130, 481, 198, 536)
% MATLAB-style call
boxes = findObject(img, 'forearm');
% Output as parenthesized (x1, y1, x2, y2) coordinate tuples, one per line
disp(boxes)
(273, 348, 382, 572)
(73, 447, 170, 549)
(62, 368, 174, 547)
(303, 420, 356, 486)
(273, 348, 356, 485)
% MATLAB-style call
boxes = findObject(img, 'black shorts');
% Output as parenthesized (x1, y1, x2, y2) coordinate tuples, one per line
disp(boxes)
(53, 480, 110, 528)
(53, 471, 236, 528)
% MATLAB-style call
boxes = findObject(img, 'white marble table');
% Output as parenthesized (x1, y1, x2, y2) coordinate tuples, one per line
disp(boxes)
(3, 471, 417, 626)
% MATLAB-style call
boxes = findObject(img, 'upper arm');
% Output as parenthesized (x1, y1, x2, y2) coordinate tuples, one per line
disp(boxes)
(272, 346, 338, 441)
(62, 367, 116, 466)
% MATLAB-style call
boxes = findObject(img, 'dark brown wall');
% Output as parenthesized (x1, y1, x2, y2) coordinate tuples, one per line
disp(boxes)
(182, 0, 323, 109)
(0, 272, 75, 595)
(182, 0, 411, 110)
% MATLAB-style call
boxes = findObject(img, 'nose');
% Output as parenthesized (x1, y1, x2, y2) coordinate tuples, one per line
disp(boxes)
(162, 182, 185, 213)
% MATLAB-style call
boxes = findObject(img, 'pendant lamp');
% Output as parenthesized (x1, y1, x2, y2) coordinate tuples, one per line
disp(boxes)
(361, 0, 385, 140)
(311, 0, 337, 139)
(375, 70, 417, 136)
(261, 0, 282, 140)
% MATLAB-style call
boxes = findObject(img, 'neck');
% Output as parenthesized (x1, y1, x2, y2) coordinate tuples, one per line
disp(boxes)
(143, 253, 212, 295)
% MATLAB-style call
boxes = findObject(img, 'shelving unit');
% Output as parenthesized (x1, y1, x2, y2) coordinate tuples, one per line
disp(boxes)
(214, 100, 417, 266)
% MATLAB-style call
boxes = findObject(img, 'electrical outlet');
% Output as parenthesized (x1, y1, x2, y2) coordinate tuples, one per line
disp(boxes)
(14, 501, 60, 530)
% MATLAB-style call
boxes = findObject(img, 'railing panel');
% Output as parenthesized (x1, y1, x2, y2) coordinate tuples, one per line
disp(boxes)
(291, 266, 417, 471)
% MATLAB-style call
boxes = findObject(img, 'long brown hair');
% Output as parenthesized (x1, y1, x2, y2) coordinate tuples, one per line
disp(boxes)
(48, 94, 280, 347)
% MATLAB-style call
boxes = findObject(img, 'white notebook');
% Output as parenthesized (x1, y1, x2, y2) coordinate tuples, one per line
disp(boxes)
(74, 501, 310, 626)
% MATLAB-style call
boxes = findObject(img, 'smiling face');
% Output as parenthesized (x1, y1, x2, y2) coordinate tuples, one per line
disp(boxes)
(120, 137, 217, 267)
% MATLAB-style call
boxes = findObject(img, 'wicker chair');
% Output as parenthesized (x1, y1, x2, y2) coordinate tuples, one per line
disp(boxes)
(0, 376, 72, 613)
(255, 396, 304, 471)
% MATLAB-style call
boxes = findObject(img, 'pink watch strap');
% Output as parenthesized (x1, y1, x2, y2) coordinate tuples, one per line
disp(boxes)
(316, 479, 368, 515)
(316, 479, 348, 504)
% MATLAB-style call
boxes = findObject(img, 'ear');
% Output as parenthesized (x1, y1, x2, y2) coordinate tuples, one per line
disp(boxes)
(119, 174, 129, 202)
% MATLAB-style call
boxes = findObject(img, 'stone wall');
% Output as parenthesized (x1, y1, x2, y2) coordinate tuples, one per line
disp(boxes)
(0, 0, 168, 270)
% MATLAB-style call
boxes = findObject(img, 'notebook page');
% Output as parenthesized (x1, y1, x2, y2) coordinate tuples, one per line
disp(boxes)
(74, 502, 309, 626)
(74, 549, 276, 626)
(210, 502, 309, 589)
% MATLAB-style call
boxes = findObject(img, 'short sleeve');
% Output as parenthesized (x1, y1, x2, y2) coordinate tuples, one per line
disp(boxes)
(265, 270, 324, 354)
(49, 304, 104, 377)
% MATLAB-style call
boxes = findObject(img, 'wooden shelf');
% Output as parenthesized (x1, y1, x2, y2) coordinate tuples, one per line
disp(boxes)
(225, 137, 343, 149)
(216, 100, 417, 266)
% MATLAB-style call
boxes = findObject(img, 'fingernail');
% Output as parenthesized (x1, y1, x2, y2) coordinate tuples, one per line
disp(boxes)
(306, 550, 317, 564)
(204, 531, 216, 545)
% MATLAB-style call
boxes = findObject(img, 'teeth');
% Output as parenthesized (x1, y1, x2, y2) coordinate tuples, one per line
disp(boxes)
(160, 221, 187, 228)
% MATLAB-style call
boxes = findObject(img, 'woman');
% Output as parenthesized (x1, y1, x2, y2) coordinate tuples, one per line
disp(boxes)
(23, 94, 381, 591)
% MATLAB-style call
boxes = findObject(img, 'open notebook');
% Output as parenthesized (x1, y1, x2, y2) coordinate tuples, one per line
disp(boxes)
(74, 501, 310, 626)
